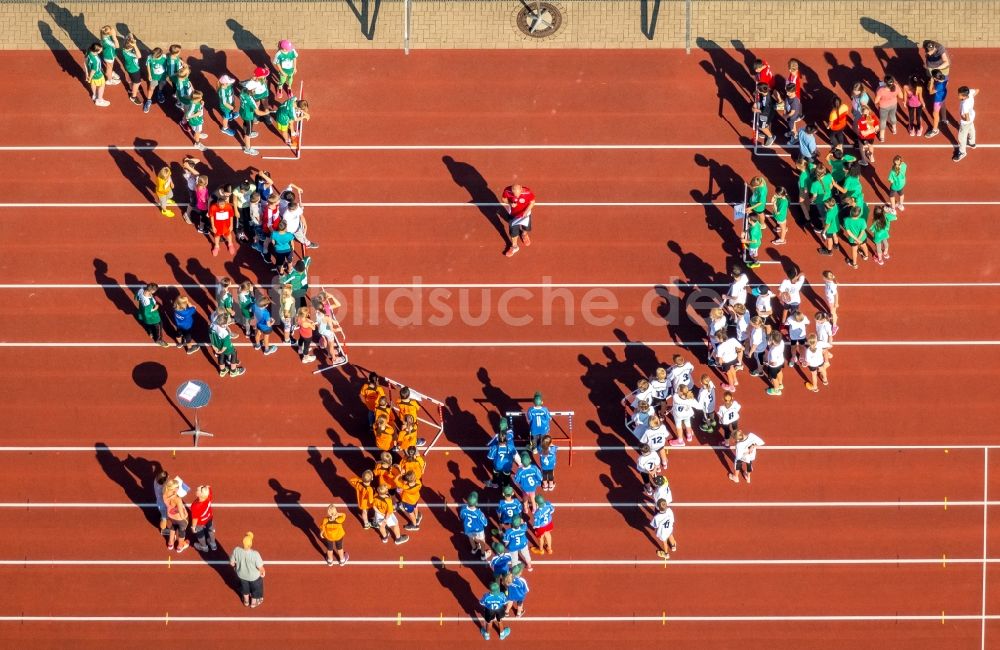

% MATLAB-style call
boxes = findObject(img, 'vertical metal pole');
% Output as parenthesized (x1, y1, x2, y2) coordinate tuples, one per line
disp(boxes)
(685, 0, 691, 54)
(403, 0, 411, 55)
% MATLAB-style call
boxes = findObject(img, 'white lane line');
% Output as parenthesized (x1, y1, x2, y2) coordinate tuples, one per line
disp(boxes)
(0, 614, 994, 623)
(0, 143, 994, 151)
(2, 201, 1000, 209)
(0, 444, 993, 452)
(0, 557, 993, 567)
(0, 501, 990, 509)
(982, 448, 989, 650)
(0, 282, 998, 290)
(0, 341, 997, 348)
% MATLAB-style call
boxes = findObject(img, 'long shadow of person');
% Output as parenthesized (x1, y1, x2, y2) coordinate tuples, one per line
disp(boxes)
(431, 556, 482, 626)
(94, 443, 161, 528)
(695, 38, 754, 132)
(225, 19, 271, 71)
(590, 420, 649, 533)
(443, 396, 491, 479)
(613, 329, 660, 382)
(442, 156, 510, 251)
(325, 427, 372, 477)
(269, 478, 324, 557)
(133, 137, 167, 177)
(115, 22, 150, 52)
(318, 365, 370, 444)
(108, 146, 156, 202)
(37, 21, 85, 87)
(346, 0, 383, 40)
(43, 1, 97, 50)
(306, 445, 354, 502)
(639, 0, 662, 40)
(577, 354, 631, 436)
(94, 258, 137, 317)
(198, 543, 242, 599)
(476, 367, 525, 444)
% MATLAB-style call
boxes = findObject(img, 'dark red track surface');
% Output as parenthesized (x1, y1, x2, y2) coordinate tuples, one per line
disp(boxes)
(0, 47, 998, 647)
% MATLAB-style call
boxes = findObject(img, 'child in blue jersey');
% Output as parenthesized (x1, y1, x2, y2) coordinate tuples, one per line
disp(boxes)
(505, 564, 530, 618)
(531, 495, 554, 555)
(495, 486, 523, 531)
(526, 392, 551, 448)
(172, 295, 198, 354)
(486, 420, 517, 489)
(489, 542, 513, 579)
(503, 516, 533, 572)
(534, 434, 558, 492)
(514, 453, 543, 516)
(458, 492, 492, 559)
(480, 582, 511, 640)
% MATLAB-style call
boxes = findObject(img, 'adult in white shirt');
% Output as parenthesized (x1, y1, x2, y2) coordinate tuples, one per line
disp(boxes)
(729, 430, 765, 484)
(803, 333, 833, 391)
(764, 330, 786, 396)
(713, 332, 742, 393)
(778, 269, 807, 320)
(277, 184, 317, 249)
(649, 499, 677, 559)
(955, 86, 979, 161)
(640, 415, 670, 466)
(723, 266, 750, 315)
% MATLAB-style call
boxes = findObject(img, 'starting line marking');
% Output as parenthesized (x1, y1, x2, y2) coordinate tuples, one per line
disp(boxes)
(0, 341, 998, 349)
(0, 444, 994, 452)
(0, 282, 997, 290)
(0, 614, 996, 623)
(0, 500, 994, 509)
(2, 201, 1000, 209)
(0, 557, 995, 567)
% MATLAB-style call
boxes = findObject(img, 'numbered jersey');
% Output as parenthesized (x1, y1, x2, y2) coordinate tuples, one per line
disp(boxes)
(641, 425, 669, 451)
(527, 406, 551, 436)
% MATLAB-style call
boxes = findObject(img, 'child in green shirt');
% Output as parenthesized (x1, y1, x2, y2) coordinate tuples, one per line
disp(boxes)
(888, 155, 908, 212)
(273, 40, 298, 97)
(771, 186, 789, 245)
(868, 205, 898, 265)
(85, 42, 109, 107)
(185, 90, 207, 150)
(144, 47, 167, 112)
(135, 283, 169, 347)
(99, 26, 121, 85)
(120, 34, 143, 105)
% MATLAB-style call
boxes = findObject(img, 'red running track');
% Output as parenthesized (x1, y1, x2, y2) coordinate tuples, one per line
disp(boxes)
(0, 46, 998, 646)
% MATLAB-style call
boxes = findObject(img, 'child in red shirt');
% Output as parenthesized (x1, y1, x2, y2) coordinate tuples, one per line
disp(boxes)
(208, 195, 235, 256)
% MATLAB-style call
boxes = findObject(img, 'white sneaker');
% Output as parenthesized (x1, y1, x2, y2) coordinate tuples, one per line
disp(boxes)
(95, 99, 110, 107)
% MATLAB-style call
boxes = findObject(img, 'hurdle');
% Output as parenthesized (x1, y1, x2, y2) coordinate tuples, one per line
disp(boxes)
(312, 327, 349, 374)
(383, 376, 446, 457)
(504, 408, 575, 466)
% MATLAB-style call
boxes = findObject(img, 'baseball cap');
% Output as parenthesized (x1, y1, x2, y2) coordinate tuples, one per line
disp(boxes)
(466, 491, 479, 506)
(218, 75, 235, 85)
(279, 39, 293, 51)
(492, 542, 505, 554)
(512, 564, 523, 576)
(502, 486, 514, 497)
(534, 494, 545, 505)
(520, 452, 531, 466)
(512, 516, 522, 527)
(498, 419, 508, 432)
(533, 391, 543, 405)
(489, 582, 502, 594)
(254, 66, 269, 78)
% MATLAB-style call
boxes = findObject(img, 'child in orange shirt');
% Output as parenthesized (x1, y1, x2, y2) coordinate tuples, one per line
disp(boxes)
(318, 504, 348, 566)
(395, 386, 420, 427)
(359, 372, 385, 427)
(348, 470, 375, 529)
(372, 484, 408, 545)
(373, 415, 397, 454)
(396, 414, 418, 454)
(372, 452, 400, 490)
(395, 471, 424, 531)
(399, 445, 426, 481)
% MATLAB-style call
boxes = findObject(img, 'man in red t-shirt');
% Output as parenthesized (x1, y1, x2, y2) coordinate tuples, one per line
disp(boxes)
(190, 485, 216, 552)
(753, 59, 774, 90)
(208, 195, 235, 257)
(499, 184, 535, 257)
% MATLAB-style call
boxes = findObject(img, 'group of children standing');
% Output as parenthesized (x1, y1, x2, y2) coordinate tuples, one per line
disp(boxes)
(86, 28, 309, 156)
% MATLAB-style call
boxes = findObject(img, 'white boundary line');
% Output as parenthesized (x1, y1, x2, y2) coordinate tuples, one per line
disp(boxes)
(983, 448, 990, 650)
(3, 200, 1000, 209)
(0, 341, 997, 348)
(0, 557, 994, 567)
(0, 143, 994, 152)
(0, 444, 994, 452)
(0, 614, 995, 623)
(0, 500, 992, 509)
(0, 282, 998, 290)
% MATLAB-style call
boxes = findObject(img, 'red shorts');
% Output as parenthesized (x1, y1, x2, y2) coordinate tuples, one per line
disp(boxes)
(534, 522, 554, 534)
(215, 223, 232, 237)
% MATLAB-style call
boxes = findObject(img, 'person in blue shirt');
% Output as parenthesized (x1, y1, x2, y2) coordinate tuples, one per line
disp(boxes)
(458, 492, 492, 559)
(251, 294, 278, 355)
(504, 564, 530, 618)
(171, 295, 198, 354)
(479, 582, 510, 640)
(503, 516, 532, 572)
(532, 495, 555, 555)
(797, 124, 818, 162)
(533, 434, 559, 492)
(486, 420, 516, 490)
(495, 486, 523, 531)
(514, 453, 543, 516)
(526, 392, 551, 448)
(489, 542, 512, 579)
